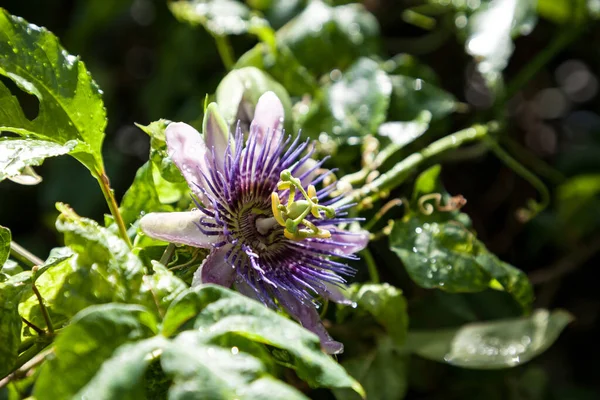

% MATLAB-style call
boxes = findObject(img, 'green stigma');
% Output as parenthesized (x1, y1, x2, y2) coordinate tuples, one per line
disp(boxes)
(271, 169, 336, 241)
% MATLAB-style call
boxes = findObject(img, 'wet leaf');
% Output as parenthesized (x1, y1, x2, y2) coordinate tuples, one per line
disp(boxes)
(34, 304, 158, 399)
(162, 331, 309, 400)
(215, 67, 293, 131)
(139, 261, 187, 317)
(277, 0, 380, 77)
(0, 10, 107, 172)
(0, 271, 30, 377)
(377, 111, 431, 148)
(390, 214, 533, 310)
(169, 0, 275, 46)
(388, 75, 456, 121)
(339, 283, 408, 346)
(335, 337, 409, 400)
(319, 58, 392, 137)
(465, 0, 537, 85)
(76, 336, 168, 400)
(236, 43, 318, 96)
(0, 225, 10, 266)
(162, 285, 364, 396)
(119, 161, 175, 227)
(406, 309, 573, 369)
(0, 138, 75, 183)
(390, 166, 533, 310)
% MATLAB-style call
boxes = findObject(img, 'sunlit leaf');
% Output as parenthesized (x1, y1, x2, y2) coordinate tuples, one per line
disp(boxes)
(0, 138, 76, 183)
(277, 0, 380, 77)
(0, 10, 107, 173)
(169, 0, 275, 46)
(236, 43, 318, 96)
(162, 331, 308, 400)
(305, 58, 392, 138)
(34, 304, 157, 399)
(119, 161, 175, 227)
(215, 67, 293, 131)
(377, 111, 431, 148)
(76, 336, 168, 400)
(162, 285, 364, 396)
(0, 271, 30, 377)
(338, 283, 408, 346)
(0, 225, 10, 266)
(390, 166, 533, 310)
(406, 309, 573, 369)
(388, 75, 456, 121)
(139, 261, 187, 317)
(537, 0, 589, 24)
(465, 0, 537, 85)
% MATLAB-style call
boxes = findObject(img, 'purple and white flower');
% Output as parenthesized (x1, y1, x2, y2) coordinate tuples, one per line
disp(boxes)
(140, 91, 368, 353)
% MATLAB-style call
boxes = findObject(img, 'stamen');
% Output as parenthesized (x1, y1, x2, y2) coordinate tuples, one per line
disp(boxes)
(271, 169, 336, 241)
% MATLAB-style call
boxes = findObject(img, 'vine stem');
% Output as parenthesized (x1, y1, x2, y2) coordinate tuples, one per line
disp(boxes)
(0, 345, 53, 388)
(214, 35, 235, 70)
(361, 248, 380, 284)
(9, 241, 44, 267)
(96, 170, 132, 249)
(333, 123, 492, 209)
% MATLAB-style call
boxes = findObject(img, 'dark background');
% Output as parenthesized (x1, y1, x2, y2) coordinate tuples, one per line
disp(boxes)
(1, 1, 599, 398)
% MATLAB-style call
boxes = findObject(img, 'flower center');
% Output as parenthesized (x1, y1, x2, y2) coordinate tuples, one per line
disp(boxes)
(271, 169, 336, 241)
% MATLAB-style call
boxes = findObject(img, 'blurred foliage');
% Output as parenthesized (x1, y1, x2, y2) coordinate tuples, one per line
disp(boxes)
(2, 0, 600, 399)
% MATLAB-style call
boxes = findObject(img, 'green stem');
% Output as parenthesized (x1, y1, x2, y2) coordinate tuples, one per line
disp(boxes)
(361, 248, 380, 284)
(214, 35, 235, 70)
(96, 171, 132, 249)
(160, 243, 176, 266)
(484, 137, 550, 220)
(334, 123, 491, 209)
(501, 136, 565, 184)
(9, 241, 43, 267)
(32, 280, 54, 334)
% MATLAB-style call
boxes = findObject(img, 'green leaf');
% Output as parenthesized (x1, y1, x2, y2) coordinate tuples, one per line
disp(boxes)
(406, 309, 573, 369)
(18, 205, 147, 331)
(34, 303, 157, 399)
(555, 174, 600, 242)
(0, 138, 76, 183)
(465, 0, 537, 86)
(302, 58, 392, 138)
(119, 161, 175, 227)
(339, 283, 408, 346)
(169, 0, 275, 46)
(0, 10, 107, 172)
(377, 111, 431, 148)
(0, 225, 10, 266)
(236, 43, 318, 96)
(76, 336, 168, 400)
(335, 336, 409, 400)
(55, 203, 144, 295)
(277, 0, 380, 77)
(537, 0, 589, 24)
(215, 67, 293, 131)
(139, 261, 187, 317)
(0, 271, 30, 377)
(162, 330, 308, 400)
(162, 285, 364, 395)
(389, 214, 533, 310)
(381, 53, 439, 83)
(388, 75, 456, 122)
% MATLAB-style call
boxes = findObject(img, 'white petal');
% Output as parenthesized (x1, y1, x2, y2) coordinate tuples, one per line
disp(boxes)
(203, 103, 230, 172)
(165, 122, 211, 202)
(139, 211, 222, 248)
(250, 91, 284, 153)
